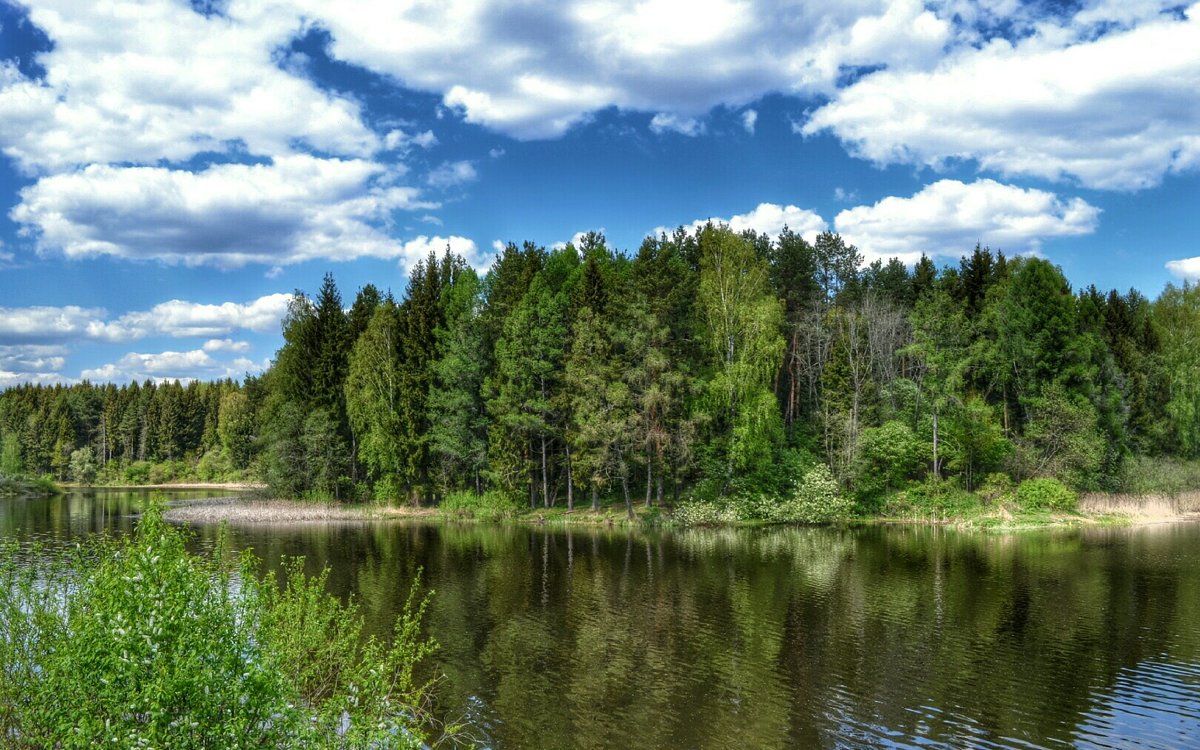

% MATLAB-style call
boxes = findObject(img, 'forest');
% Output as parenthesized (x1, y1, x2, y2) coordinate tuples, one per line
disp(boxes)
(3, 224, 1200, 519)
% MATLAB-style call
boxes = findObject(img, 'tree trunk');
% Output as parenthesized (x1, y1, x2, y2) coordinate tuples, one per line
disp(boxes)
(565, 443, 575, 511)
(932, 408, 940, 480)
(644, 447, 653, 507)
(541, 433, 550, 509)
(591, 485, 599, 512)
(620, 466, 633, 520)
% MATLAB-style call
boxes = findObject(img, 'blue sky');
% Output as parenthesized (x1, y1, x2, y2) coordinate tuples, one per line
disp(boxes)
(0, 0, 1198, 386)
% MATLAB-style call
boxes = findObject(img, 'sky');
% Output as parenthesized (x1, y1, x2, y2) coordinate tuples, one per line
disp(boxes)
(0, 0, 1198, 387)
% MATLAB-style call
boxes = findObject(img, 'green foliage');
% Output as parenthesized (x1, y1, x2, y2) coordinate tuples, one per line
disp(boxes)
(5, 228, 1196, 517)
(1114, 455, 1200, 496)
(0, 502, 437, 748)
(884, 478, 980, 519)
(853, 420, 924, 498)
(976, 472, 1014, 504)
(696, 225, 785, 481)
(671, 499, 740, 526)
(195, 447, 235, 482)
(1015, 477, 1077, 512)
(439, 490, 523, 521)
(68, 446, 97, 485)
(216, 390, 255, 469)
(675, 464, 850, 526)
(0, 433, 20, 477)
(785, 464, 853, 522)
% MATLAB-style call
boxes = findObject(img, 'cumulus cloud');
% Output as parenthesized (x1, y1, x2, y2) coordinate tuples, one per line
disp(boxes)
(802, 5, 1200, 190)
(426, 161, 478, 189)
(0, 305, 105, 343)
(397, 235, 493, 274)
(384, 128, 438, 153)
(0, 370, 72, 389)
(0, 344, 68, 373)
(12, 156, 436, 268)
(0, 294, 290, 345)
(0, 1, 465, 270)
(1166, 257, 1200, 281)
(652, 180, 1097, 265)
(0, 1, 377, 174)
(657, 203, 828, 243)
(833, 179, 1101, 263)
(81, 349, 268, 385)
(297, 0, 952, 139)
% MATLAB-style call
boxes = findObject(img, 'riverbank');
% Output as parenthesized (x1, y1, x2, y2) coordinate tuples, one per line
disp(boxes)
(161, 494, 1200, 530)
(69, 481, 265, 491)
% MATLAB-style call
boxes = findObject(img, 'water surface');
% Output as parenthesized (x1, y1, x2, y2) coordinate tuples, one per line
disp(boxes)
(3, 490, 1198, 750)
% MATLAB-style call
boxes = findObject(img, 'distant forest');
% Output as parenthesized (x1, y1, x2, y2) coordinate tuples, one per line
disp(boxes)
(3, 224, 1199, 510)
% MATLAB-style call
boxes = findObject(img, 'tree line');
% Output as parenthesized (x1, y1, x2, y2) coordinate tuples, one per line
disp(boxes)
(4, 224, 1200, 512)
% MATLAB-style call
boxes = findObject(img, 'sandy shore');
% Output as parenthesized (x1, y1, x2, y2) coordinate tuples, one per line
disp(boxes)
(163, 497, 438, 524)
(93, 482, 265, 491)
(163, 494, 1200, 528)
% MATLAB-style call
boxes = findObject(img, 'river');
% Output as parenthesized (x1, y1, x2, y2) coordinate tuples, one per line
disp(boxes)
(3, 489, 1198, 749)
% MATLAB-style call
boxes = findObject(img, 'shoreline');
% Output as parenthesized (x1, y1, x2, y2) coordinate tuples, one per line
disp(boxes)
(70, 482, 265, 491)
(161, 495, 1200, 530)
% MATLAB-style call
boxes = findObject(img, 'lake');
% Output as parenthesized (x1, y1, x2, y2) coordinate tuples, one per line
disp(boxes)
(3, 489, 1198, 750)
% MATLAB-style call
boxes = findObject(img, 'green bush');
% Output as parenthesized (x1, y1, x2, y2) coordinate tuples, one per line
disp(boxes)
(884, 477, 979, 518)
(439, 490, 523, 520)
(784, 464, 853, 522)
(671, 500, 740, 526)
(123, 460, 152, 484)
(195, 448, 234, 482)
(674, 464, 850, 526)
(1016, 477, 1077, 511)
(0, 501, 438, 748)
(976, 472, 1014, 504)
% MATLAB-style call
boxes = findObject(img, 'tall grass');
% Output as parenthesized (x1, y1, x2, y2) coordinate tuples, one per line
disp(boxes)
(0, 500, 443, 748)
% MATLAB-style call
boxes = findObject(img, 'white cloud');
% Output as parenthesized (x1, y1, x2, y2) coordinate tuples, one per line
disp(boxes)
(384, 128, 438, 152)
(0, 1, 377, 174)
(81, 349, 269, 385)
(833, 179, 1100, 263)
(397, 235, 493, 274)
(1166, 257, 1200, 281)
(657, 203, 828, 243)
(202, 338, 252, 353)
(649, 113, 705, 137)
(0, 370, 73, 389)
(426, 160, 478, 189)
(12, 156, 436, 268)
(0, 305, 104, 343)
(88, 294, 292, 342)
(803, 5, 1200, 190)
(741, 109, 758, 135)
(298, 0, 952, 139)
(0, 344, 68, 373)
(0, 294, 289, 345)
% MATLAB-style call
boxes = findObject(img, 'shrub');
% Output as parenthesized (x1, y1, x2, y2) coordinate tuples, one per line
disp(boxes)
(124, 460, 152, 485)
(439, 490, 523, 520)
(884, 477, 978, 518)
(976, 472, 1014, 504)
(0, 501, 438, 749)
(671, 500, 740, 526)
(1016, 477, 1077, 512)
(784, 464, 853, 522)
(195, 448, 234, 482)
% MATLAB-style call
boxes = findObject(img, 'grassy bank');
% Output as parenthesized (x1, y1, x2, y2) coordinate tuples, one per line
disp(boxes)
(159, 488, 1200, 532)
